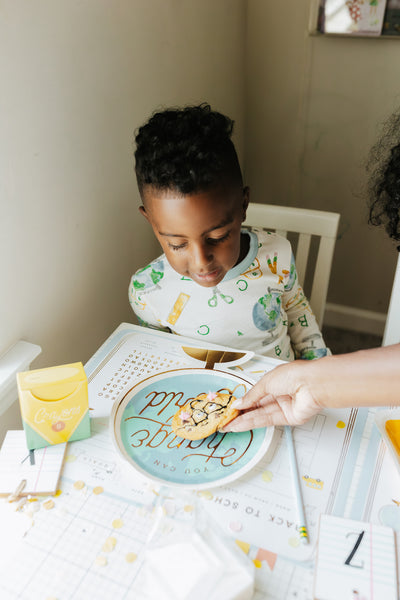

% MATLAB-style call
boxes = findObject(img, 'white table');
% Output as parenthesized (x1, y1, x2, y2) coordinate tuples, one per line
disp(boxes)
(1, 323, 398, 600)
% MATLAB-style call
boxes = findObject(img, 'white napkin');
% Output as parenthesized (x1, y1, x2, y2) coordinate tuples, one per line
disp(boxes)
(135, 499, 255, 600)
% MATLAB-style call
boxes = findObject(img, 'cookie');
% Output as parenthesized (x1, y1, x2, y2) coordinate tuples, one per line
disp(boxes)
(171, 390, 239, 440)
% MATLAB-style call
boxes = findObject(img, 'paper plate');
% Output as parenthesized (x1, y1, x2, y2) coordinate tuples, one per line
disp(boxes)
(110, 367, 274, 489)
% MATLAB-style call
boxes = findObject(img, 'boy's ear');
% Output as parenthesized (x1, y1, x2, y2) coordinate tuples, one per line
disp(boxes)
(242, 186, 250, 221)
(139, 205, 149, 221)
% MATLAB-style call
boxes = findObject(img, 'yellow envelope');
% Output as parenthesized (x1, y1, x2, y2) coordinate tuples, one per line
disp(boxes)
(17, 362, 90, 450)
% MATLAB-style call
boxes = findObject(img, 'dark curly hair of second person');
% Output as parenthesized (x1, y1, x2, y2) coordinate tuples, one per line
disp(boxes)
(134, 103, 243, 195)
(367, 109, 400, 247)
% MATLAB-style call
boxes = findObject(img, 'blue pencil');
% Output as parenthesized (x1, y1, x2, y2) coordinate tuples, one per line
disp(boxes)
(284, 425, 309, 545)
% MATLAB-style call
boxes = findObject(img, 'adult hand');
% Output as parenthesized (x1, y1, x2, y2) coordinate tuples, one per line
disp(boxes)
(222, 361, 322, 431)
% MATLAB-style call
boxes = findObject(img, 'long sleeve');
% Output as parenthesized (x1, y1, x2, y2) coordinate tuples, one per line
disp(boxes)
(282, 254, 329, 360)
(128, 261, 171, 333)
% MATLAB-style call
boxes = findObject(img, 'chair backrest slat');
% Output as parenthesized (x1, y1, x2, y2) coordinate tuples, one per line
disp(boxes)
(309, 237, 336, 325)
(295, 233, 311, 286)
(244, 202, 340, 326)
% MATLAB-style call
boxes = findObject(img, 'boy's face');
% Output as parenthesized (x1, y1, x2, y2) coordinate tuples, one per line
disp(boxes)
(140, 185, 249, 288)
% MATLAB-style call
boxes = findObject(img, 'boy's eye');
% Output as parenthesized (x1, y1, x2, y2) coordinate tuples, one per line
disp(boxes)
(168, 242, 187, 251)
(207, 231, 231, 245)
(167, 231, 231, 251)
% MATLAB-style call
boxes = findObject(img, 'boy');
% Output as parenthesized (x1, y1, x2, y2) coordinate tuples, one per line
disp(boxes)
(129, 104, 328, 361)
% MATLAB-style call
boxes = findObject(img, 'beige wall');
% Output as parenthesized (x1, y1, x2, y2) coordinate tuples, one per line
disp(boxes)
(245, 0, 400, 317)
(2, 0, 399, 431)
(0, 0, 246, 373)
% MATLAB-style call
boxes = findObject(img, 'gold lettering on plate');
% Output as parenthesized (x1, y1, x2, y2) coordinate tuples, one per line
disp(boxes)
(124, 385, 253, 467)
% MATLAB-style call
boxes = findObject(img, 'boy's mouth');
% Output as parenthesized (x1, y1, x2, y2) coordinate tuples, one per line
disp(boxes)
(192, 268, 223, 286)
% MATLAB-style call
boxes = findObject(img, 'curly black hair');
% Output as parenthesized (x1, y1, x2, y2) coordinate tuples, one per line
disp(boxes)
(134, 103, 243, 195)
(367, 109, 400, 247)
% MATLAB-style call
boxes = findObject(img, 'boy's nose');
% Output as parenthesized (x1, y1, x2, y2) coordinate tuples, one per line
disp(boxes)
(191, 243, 213, 271)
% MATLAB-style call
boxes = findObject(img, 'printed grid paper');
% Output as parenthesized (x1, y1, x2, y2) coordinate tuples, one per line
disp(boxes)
(0, 478, 153, 600)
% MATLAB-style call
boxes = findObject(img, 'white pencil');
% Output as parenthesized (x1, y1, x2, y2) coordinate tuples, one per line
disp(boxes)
(284, 425, 309, 544)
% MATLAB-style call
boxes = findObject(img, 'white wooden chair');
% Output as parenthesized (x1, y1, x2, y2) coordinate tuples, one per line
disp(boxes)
(382, 253, 400, 346)
(244, 202, 340, 326)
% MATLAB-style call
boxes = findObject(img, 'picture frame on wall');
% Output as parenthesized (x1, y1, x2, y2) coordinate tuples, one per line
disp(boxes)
(315, 0, 390, 36)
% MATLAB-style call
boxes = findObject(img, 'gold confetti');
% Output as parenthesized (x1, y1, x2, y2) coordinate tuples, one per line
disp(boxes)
(253, 559, 262, 568)
(55, 489, 62, 497)
(183, 504, 194, 513)
(125, 552, 137, 563)
(64, 454, 77, 463)
(112, 518, 123, 529)
(262, 470, 273, 482)
(73, 480, 85, 490)
(102, 537, 117, 552)
(197, 490, 213, 500)
(93, 486, 104, 495)
(43, 499, 55, 510)
(94, 555, 107, 566)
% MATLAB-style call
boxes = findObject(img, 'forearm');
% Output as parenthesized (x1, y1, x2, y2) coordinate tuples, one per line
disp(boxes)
(224, 344, 400, 431)
(297, 344, 400, 410)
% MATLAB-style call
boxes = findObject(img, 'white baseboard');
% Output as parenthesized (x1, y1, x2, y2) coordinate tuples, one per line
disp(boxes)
(323, 303, 386, 337)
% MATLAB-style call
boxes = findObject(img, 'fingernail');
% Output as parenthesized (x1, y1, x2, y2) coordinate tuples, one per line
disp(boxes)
(231, 399, 243, 409)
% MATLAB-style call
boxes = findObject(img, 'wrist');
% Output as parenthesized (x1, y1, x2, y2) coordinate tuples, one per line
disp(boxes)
(287, 356, 336, 411)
